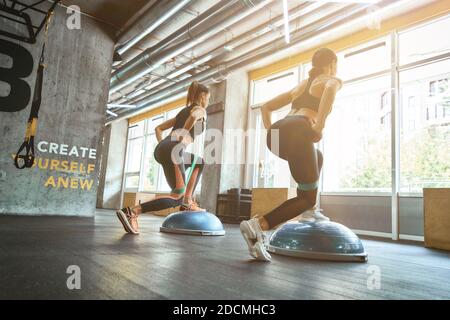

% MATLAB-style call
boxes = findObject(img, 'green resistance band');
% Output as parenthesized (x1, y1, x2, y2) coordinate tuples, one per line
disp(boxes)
(184, 154, 199, 187)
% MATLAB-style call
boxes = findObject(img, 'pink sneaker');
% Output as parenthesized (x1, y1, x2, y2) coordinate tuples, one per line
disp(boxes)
(181, 199, 206, 212)
(116, 207, 140, 234)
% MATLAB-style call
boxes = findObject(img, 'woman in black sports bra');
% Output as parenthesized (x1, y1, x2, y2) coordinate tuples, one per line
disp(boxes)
(240, 48, 343, 261)
(116, 81, 210, 235)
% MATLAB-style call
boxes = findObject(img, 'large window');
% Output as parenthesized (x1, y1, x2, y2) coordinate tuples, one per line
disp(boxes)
(399, 54, 450, 193)
(321, 37, 392, 193)
(246, 13, 450, 240)
(338, 39, 391, 81)
(252, 68, 299, 106)
(253, 108, 291, 188)
(124, 105, 207, 193)
(397, 16, 450, 194)
(399, 15, 450, 65)
(141, 116, 164, 192)
(249, 39, 394, 192)
(322, 75, 392, 192)
(124, 122, 144, 189)
(249, 15, 450, 195)
(124, 106, 185, 193)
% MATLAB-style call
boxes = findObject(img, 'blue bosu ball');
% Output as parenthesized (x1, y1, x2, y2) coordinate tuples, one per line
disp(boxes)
(160, 211, 226, 236)
(267, 221, 368, 262)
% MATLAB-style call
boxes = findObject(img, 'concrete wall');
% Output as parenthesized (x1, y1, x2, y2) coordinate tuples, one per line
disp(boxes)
(97, 120, 128, 209)
(0, 7, 114, 216)
(199, 82, 226, 212)
(198, 70, 250, 211)
(219, 70, 249, 193)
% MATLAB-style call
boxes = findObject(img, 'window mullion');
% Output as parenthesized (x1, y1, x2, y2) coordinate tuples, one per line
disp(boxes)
(138, 121, 148, 192)
(391, 30, 400, 241)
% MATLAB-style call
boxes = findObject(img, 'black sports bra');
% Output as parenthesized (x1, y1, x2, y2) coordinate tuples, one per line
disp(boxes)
(171, 104, 205, 139)
(291, 78, 321, 112)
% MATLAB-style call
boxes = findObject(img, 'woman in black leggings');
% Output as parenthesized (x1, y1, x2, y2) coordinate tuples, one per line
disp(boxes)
(116, 81, 210, 235)
(240, 48, 342, 261)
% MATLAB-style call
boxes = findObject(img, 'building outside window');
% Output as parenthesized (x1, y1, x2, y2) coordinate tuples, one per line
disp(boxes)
(399, 60, 450, 193)
(123, 105, 207, 194)
(124, 106, 186, 193)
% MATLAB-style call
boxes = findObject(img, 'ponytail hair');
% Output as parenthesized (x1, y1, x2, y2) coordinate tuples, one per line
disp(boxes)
(308, 67, 323, 80)
(187, 81, 209, 107)
(308, 48, 337, 80)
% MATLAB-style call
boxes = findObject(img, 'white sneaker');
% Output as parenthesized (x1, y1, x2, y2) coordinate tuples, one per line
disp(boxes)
(253, 241, 272, 262)
(299, 208, 330, 222)
(240, 218, 272, 262)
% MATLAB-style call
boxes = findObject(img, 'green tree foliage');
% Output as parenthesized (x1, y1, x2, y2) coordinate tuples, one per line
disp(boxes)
(401, 125, 450, 192)
(342, 124, 449, 192)
(342, 136, 391, 191)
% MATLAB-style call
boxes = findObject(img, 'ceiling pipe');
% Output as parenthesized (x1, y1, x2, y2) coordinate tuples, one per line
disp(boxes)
(114, 0, 159, 40)
(116, 0, 230, 66)
(110, 1, 325, 105)
(109, 0, 274, 94)
(108, 3, 355, 113)
(111, 55, 214, 105)
(282, 0, 290, 44)
(116, 0, 193, 56)
(112, 0, 240, 79)
(110, 1, 243, 94)
(107, 0, 399, 123)
(115, 2, 340, 106)
(110, 1, 244, 91)
(124, 0, 394, 111)
(106, 3, 366, 122)
(129, 0, 401, 109)
(107, 104, 136, 109)
(106, 110, 118, 117)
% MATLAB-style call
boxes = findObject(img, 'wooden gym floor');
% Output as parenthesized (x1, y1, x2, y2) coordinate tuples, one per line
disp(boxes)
(0, 209, 449, 300)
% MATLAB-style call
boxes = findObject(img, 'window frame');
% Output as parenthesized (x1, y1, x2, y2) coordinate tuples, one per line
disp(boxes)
(250, 67, 300, 108)
(246, 65, 302, 189)
(123, 122, 145, 192)
(246, 14, 450, 240)
(397, 57, 450, 195)
(122, 107, 185, 194)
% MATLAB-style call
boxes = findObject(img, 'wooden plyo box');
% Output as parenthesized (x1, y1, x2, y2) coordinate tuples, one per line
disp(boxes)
(122, 192, 138, 208)
(251, 188, 298, 218)
(424, 188, 450, 251)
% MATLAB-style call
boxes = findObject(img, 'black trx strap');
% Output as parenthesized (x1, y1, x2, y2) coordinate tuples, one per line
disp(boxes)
(14, 11, 53, 169)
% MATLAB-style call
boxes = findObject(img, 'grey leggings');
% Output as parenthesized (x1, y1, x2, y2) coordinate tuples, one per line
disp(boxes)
(154, 136, 204, 193)
(263, 115, 323, 228)
(138, 137, 204, 213)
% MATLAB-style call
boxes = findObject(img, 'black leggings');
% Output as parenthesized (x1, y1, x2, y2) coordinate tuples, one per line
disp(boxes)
(139, 137, 204, 213)
(263, 115, 323, 229)
(154, 136, 204, 194)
